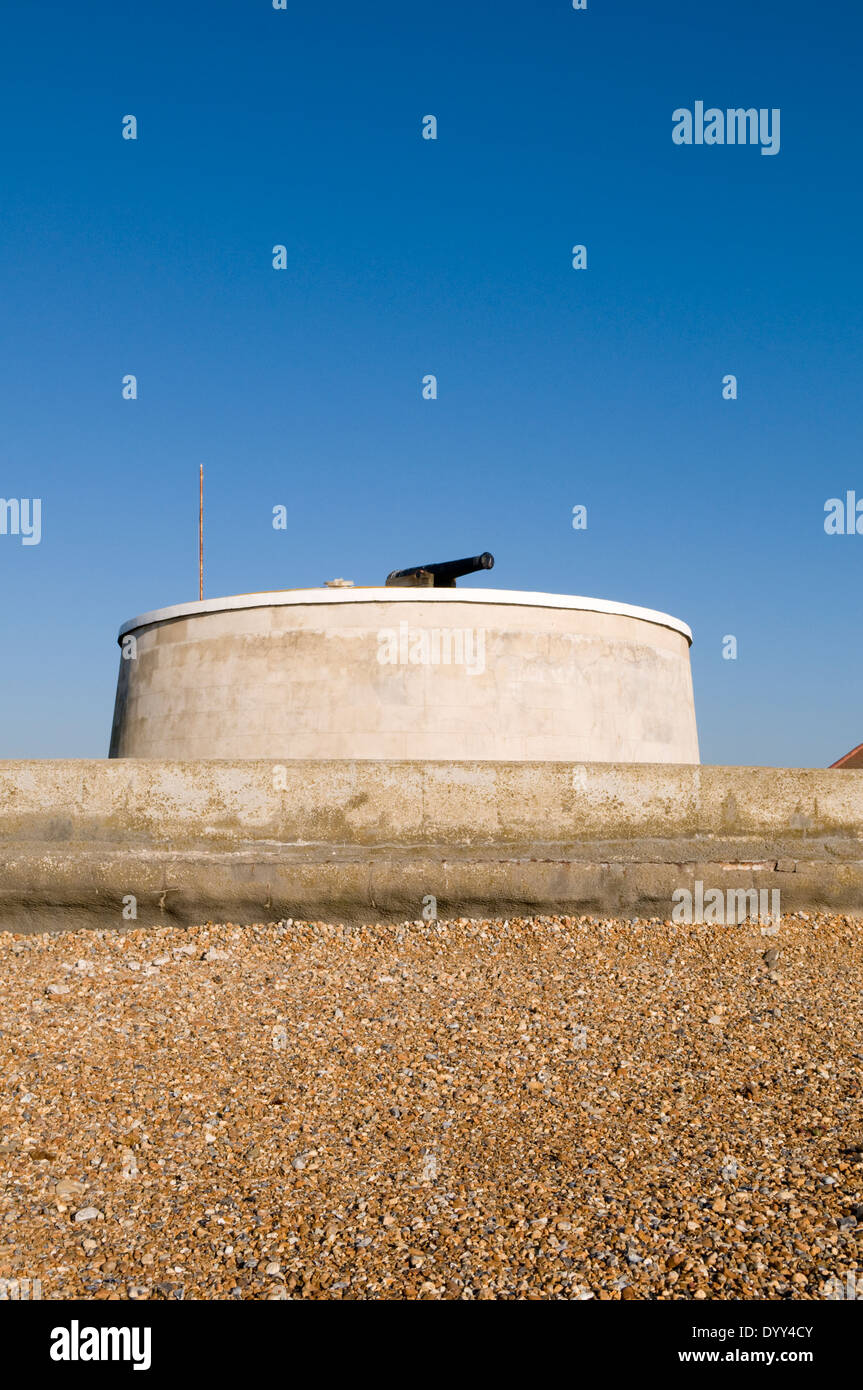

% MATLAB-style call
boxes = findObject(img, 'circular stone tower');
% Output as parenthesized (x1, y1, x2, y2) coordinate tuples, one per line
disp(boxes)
(109, 588, 699, 763)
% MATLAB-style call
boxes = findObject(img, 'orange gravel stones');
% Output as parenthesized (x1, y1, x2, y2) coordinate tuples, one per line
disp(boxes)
(0, 914, 860, 1299)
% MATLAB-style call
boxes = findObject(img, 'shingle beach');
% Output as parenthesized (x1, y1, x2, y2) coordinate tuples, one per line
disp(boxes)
(1, 915, 860, 1300)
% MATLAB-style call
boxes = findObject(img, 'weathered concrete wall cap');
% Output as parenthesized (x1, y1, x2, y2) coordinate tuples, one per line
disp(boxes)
(1, 760, 861, 932)
(117, 589, 694, 643)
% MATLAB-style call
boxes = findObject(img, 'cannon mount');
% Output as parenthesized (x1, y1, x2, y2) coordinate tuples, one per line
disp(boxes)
(385, 552, 495, 588)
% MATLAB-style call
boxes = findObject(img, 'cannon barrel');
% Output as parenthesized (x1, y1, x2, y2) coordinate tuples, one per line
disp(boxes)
(386, 552, 494, 587)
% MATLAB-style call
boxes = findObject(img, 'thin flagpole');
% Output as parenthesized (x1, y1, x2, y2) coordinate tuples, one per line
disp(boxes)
(198, 465, 204, 601)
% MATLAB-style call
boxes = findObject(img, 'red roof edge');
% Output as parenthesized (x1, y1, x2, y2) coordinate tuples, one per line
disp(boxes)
(830, 742, 863, 769)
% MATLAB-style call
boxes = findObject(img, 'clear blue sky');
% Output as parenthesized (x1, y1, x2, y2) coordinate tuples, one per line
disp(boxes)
(1, 0, 860, 765)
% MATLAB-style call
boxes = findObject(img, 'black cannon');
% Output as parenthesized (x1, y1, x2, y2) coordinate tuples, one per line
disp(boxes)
(385, 552, 495, 588)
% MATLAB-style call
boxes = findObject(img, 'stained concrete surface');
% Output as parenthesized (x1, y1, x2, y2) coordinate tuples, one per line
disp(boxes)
(0, 760, 861, 932)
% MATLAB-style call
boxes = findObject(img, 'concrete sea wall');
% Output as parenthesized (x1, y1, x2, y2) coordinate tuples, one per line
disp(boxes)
(0, 760, 861, 932)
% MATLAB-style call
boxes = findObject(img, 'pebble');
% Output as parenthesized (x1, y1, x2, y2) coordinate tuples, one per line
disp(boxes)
(0, 912, 859, 1300)
(55, 1180, 86, 1198)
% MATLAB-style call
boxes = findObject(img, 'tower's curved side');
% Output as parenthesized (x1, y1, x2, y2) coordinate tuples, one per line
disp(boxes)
(109, 588, 699, 763)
